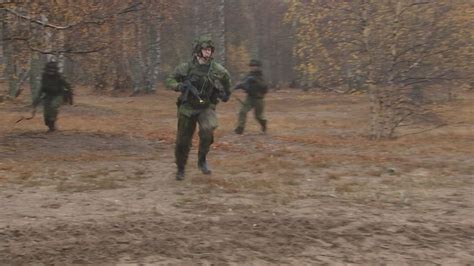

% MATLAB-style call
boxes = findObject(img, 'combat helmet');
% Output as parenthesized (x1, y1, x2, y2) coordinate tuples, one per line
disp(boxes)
(192, 35, 215, 55)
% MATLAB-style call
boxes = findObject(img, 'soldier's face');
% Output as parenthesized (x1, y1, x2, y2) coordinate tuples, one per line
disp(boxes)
(201, 47, 213, 59)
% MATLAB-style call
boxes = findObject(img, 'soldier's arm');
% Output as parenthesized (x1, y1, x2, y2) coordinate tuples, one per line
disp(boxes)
(61, 76, 74, 105)
(232, 74, 253, 91)
(215, 64, 231, 96)
(165, 63, 189, 91)
(232, 79, 245, 91)
(262, 81, 269, 94)
(61, 76, 72, 91)
(64, 78, 72, 91)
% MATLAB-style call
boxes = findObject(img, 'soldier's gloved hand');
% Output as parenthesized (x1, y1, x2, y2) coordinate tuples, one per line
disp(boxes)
(175, 83, 185, 92)
(220, 92, 229, 102)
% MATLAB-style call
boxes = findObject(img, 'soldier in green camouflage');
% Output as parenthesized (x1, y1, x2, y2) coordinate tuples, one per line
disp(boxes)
(165, 36, 231, 181)
(233, 59, 268, 134)
(33, 61, 73, 132)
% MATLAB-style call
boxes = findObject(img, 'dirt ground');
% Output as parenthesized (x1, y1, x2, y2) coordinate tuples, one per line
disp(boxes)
(0, 87, 473, 265)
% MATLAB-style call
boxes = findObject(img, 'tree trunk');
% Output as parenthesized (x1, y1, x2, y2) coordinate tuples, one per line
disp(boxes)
(57, 30, 65, 73)
(0, 10, 5, 81)
(29, 53, 43, 101)
(218, 0, 226, 66)
(3, 12, 19, 98)
(142, 13, 161, 93)
(150, 16, 161, 92)
(29, 13, 50, 101)
(111, 17, 132, 91)
(132, 11, 145, 93)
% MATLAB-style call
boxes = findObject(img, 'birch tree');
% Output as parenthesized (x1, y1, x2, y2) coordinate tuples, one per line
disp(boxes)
(286, 0, 473, 139)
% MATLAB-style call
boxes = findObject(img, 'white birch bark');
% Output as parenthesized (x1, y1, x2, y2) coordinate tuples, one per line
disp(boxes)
(218, 0, 226, 66)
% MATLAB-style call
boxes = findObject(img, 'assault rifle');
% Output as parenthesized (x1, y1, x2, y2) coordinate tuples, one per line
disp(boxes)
(232, 75, 257, 92)
(181, 79, 204, 104)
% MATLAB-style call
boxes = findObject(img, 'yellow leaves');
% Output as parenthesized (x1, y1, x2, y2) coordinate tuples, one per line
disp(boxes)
(286, 1, 473, 87)
(283, 0, 301, 23)
(285, 0, 347, 85)
(227, 43, 251, 75)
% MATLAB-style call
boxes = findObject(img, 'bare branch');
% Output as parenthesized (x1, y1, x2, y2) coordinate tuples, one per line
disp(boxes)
(28, 45, 109, 55)
(117, 1, 143, 15)
(2, 36, 28, 42)
(1, 1, 144, 30)
(2, 8, 69, 29)
(398, 123, 448, 138)
(399, 1, 433, 17)
(400, 71, 457, 87)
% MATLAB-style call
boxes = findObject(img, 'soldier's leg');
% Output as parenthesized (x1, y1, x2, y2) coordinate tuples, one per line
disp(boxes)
(254, 98, 267, 133)
(197, 108, 218, 174)
(175, 113, 197, 180)
(43, 98, 54, 131)
(43, 95, 63, 132)
(235, 97, 253, 134)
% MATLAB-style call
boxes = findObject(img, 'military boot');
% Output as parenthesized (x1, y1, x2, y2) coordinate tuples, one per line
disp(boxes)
(197, 155, 212, 175)
(234, 126, 244, 135)
(260, 120, 267, 133)
(176, 166, 185, 181)
(46, 120, 56, 132)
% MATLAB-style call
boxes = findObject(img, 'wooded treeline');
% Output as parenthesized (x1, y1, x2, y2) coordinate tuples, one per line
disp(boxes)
(0, 0, 294, 94)
(1, 0, 472, 138)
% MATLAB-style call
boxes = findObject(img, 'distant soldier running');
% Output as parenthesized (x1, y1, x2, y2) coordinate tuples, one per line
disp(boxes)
(33, 61, 73, 132)
(233, 59, 268, 134)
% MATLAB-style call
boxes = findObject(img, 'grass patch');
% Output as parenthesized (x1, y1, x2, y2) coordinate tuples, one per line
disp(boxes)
(55, 169, 123, 192)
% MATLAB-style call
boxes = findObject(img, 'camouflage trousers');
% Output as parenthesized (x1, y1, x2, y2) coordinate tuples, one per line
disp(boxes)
(237, 96, 266, 129)
(43, 94, 63, 125)
(175, 107, 218, 170)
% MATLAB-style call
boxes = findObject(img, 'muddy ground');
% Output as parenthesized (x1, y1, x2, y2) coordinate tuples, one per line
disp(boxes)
(0, 87, 473, 265)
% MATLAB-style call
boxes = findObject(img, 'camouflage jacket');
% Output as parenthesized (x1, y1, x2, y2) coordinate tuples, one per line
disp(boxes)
(33, 73, 72, 106)
(166, 58, 231, 116)
(40, 73, 71, 96)
(233, 70, 268, 98)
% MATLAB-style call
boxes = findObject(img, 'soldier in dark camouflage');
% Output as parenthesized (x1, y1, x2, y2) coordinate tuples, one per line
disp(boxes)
(165, 36, 231, 181)
(233, 59, 268, 134)
(33, 61, 72, 132)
